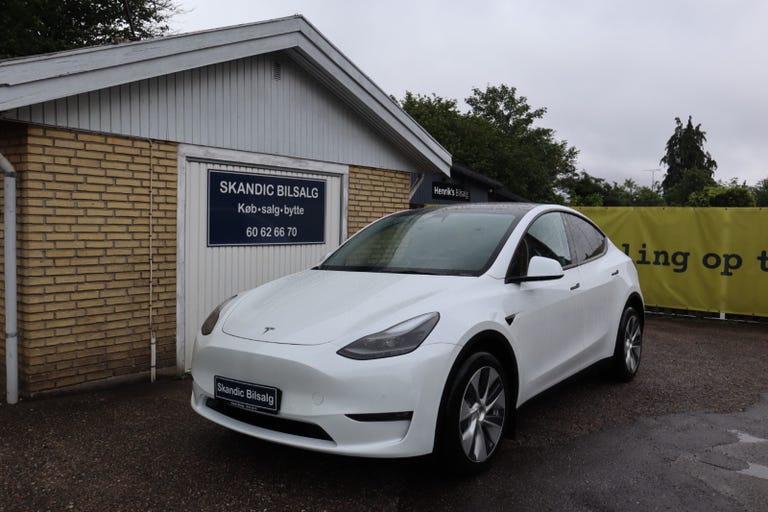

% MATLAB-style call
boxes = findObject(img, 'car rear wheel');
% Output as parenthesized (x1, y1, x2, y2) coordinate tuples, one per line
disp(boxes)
(436, 351, 508, 474)
(613, 306, 643, 381)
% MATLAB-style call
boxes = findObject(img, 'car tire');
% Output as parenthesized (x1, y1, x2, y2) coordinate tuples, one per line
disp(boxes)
(436, 351, 509, 474)
(612, 306, 643, 381)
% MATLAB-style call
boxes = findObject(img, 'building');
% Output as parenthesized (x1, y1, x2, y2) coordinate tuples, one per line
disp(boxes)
(410, 163, 526, 207)
(0, 16, 451, 400)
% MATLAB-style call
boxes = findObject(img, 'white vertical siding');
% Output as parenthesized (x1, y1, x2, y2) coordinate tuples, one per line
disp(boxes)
(2, 54, 421, 173)
(182, 158, 343, 369)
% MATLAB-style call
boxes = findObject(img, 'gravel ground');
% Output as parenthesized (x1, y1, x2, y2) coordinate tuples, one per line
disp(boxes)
(0, 315, 766, 511)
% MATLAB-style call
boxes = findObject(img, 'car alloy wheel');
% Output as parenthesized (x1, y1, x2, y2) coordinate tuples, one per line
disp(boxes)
(614, 306, 643, 381)
(459, 365, 506, 462)
(437, 351, 509, 474)
(623, 312, 642, 373)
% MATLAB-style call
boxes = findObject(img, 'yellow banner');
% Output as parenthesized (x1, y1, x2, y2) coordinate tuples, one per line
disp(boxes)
(577, 207, 768, 317)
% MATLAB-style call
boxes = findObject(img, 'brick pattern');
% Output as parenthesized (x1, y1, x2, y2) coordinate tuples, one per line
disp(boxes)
(9, 123, 177, 394)
(348, 166, 411, 235)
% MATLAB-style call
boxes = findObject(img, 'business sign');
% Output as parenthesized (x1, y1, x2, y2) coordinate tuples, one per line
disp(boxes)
(432, 183, 470, 202)
(208, 170, 326, 246)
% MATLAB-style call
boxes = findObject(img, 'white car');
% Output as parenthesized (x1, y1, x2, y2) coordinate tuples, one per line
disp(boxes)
(190, 203, 643, 472)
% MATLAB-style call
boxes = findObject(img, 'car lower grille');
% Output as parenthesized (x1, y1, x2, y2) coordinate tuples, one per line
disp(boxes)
(205, 398, 334, 442)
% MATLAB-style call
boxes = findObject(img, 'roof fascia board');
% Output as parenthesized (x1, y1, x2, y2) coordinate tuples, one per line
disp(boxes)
(0, 34, 298, 111)
(0, 15, 451, 175)
(0, 17, 303, 85)
(291, 19, 450, 174)
(289, 45, 449, 175)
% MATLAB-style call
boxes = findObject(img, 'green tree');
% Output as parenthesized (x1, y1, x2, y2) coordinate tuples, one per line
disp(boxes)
(689, 179, 756, 207)
(659, 116, 717, 204)
(557, 171, 610, 206)
(663, 167, 717, 206)
(753, 178, 768, 207)
(400, 85, 578, 202)
(0, 0, 178, 59)
(634, 186, 665, 206)
(557, 173, 664, 207)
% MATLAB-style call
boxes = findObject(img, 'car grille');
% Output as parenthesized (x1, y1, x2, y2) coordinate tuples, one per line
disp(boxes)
(205, 398, 334, 442)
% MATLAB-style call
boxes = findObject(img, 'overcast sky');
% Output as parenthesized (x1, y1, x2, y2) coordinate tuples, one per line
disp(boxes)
(172, 0, 767, 187)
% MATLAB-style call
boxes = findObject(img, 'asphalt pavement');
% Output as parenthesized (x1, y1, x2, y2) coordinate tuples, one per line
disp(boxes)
(0, 315, 766, 511)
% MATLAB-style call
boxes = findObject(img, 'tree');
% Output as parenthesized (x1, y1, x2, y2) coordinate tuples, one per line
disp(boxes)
(634, 186, 665, 206)
(400, 85, 578, 202)
(556, 171, 609, 206)
(0, 0, 178, 59)
(557, 173, 664, 207)
(689, 179, 756, 207)
(659, 116, 717, 204)
(663, 167, 717, 206)
(753, 178, 768, 207)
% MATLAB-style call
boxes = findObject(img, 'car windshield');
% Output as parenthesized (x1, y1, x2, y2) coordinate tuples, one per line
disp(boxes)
(318, 207, 524, 276)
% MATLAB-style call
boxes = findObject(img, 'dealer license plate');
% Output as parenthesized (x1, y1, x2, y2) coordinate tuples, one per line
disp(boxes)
(214, 375, 281, 414)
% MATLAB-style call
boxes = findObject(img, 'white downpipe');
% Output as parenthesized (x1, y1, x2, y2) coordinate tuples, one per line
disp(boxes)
(1, 153, 18, 404)
(148, 140, 156, 383)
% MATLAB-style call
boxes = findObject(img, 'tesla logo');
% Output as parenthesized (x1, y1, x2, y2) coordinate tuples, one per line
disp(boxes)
(262, 327, 275, 335)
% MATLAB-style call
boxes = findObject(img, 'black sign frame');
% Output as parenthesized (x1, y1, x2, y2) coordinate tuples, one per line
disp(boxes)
(207, 169, 326, 247)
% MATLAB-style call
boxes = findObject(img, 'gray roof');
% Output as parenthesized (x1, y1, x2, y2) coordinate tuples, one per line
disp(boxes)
(0, 15, 451, 175)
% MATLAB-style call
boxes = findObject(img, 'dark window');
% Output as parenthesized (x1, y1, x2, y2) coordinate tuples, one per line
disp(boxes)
(565, 214, 606, 263)
(525, 212, 572, 267)
(508, 212, 572, 278)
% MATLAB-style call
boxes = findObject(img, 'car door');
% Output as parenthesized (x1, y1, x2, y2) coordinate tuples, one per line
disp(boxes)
(502, 212, 586, 404)
(563, 213, 625, 357)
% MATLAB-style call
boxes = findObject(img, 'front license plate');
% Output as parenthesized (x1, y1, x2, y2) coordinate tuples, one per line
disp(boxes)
(214, 375, 281, 414)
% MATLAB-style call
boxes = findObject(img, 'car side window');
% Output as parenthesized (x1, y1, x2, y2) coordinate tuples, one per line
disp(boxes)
(564, 214, 606, 264)
(509, 212, 573, 278)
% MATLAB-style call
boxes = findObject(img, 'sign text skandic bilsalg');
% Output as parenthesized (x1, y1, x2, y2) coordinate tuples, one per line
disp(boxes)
(208, 170, 326, 246)
(218, 180, 320, 199)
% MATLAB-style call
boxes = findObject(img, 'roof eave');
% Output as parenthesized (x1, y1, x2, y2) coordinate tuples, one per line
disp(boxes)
(0, 15, 451, 175)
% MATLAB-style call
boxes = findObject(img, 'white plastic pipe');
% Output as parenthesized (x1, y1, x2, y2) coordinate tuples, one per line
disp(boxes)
(150, 335, 156, 383)
(1, 153, 18, 404)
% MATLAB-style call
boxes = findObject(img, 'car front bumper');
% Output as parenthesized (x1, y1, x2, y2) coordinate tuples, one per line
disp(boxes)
(190, 333, 459, 458)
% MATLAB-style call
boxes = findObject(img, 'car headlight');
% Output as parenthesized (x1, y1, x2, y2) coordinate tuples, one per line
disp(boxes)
(337, 312, 440, 360)
(200, 295, 237, 336)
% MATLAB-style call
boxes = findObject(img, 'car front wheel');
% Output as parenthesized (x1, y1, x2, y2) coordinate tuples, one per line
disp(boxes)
(613, 305, 643, 381)
(436, 351, 509, 474)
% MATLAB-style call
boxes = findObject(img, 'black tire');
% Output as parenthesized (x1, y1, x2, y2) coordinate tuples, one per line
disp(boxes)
(436, 351, 509, 475)
(612, 306, 643, 381)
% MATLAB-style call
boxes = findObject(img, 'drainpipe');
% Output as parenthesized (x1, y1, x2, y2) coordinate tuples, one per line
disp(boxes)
(1, 153, 18, 404)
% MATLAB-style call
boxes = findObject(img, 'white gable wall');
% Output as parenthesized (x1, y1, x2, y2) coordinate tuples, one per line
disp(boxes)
(1, 52, 422, 173)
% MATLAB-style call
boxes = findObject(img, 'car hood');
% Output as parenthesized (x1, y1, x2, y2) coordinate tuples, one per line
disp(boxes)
(221, 269, 470, 345)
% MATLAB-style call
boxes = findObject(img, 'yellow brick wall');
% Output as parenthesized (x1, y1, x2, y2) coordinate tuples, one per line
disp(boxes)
(10, 124, 177, 394)
(348, 166, 411, 235)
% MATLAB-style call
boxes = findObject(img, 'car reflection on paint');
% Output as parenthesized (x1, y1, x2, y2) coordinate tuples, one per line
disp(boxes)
(190, 203, 644, 473)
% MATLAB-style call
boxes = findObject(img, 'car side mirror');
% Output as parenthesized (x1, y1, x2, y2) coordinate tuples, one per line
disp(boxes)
(505, 256, 565, 284)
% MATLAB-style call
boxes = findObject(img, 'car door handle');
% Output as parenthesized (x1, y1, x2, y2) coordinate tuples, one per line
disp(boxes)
(611, 270, 619, 276)
(570, 283, 580, 291)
